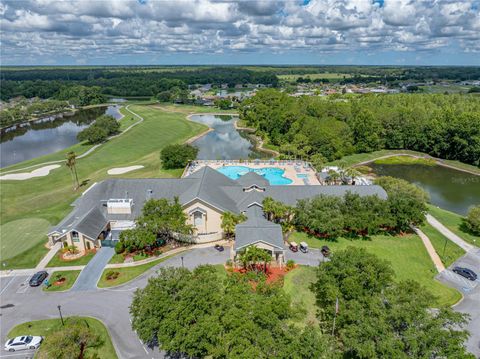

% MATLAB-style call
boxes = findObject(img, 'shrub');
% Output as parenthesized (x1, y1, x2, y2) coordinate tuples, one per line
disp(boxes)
(160, 144, 198, 169)
(286, 259, 295, 270)
(77, 125, 108, 144)
(105, 271, 120, 280)
(464, 205, 480, 235)
(114, 241, 125, 254)
(225, 259, 232, 267)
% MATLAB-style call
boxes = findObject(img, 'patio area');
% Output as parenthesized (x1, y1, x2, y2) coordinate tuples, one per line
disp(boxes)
(183, 159, 321, 186)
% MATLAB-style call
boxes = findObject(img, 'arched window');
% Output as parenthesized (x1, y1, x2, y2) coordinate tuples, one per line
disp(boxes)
(194, 211, 203, 226)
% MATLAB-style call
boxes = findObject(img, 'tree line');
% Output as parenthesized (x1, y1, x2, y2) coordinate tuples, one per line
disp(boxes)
(0, 68, 278, 100)
(240, 90, 480, 166)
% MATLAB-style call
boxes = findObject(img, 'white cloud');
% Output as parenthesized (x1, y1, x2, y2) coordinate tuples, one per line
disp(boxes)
(0, 0, 479, 64)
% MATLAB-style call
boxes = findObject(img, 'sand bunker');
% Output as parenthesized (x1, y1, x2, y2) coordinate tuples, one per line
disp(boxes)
(107, 165, 144, 175)
(0, 164, 61, 181)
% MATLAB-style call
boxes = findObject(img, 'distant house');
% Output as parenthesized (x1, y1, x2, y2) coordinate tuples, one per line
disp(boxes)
(48, 167, 387, 266)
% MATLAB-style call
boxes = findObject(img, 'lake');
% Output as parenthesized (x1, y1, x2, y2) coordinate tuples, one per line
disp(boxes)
(371, 163, 480, 215)
(0, 105, 122, 168)
(188, 114, 269, 160)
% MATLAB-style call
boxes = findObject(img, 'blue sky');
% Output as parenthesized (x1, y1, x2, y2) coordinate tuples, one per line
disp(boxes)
(1, 0, 479, 66)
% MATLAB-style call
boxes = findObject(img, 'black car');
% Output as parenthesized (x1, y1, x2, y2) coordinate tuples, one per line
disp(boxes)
(214, 244, 224, 252)
(29, 271, 48, 287)
(321, 246, 331, 257)
(452, 267, 477, 281)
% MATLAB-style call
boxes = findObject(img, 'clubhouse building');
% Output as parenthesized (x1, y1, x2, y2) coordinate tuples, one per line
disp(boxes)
(47, 166, 387, 266)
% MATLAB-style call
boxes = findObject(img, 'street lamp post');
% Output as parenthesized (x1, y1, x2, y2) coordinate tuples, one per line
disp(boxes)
(57, 305, 64, 326)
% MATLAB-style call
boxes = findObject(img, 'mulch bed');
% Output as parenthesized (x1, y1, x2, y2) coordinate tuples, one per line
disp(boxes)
(231, 265, 297, 284)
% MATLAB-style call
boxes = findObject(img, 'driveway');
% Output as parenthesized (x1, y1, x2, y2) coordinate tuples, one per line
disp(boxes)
(286, 247, 325, 266)
(71, 247, 115, 291)
(436, 248, 480, 357)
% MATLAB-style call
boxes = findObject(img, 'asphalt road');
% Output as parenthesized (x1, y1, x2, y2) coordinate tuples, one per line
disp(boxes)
(436, 248, 480, 357)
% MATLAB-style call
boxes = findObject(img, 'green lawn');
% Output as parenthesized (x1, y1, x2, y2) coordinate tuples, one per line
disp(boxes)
(98, 255, 173, 288)
(0, 218, 51, 263)
(47, 250, 96, 267)
(0, 105, 207, 268)
(420, 223, 465, 267)
(8, 317, 117, 359)
(284, 266, 318, 327)
(289, 232, 461, 307)
(428, 205, 480, 246)
(374, 156, 436, 166)
(328, 150, 480, 175)
(43, 270, 81, 292)
(1, 240, 50, 270)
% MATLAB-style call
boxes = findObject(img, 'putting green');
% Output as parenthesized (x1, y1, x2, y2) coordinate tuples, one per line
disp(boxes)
(0, 218, 50, 261)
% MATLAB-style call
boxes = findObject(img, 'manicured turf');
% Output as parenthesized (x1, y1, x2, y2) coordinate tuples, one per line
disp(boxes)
(374, 156, 436, 166)
(1, 240, 50, 270)
(428, 205, 480, 246)
(98, 255, 172, 288)
(0, 105, 207, 268)
(289, 232, 461, 307)
(328, 150, 480, 175)
(47, 250, 96, 267)
(8, 317, 117, 359)
(420, 223, 465, 268)
(283, 266, 318, 327)
(0, 218, 51, 261)
(43, 270, 81, 292)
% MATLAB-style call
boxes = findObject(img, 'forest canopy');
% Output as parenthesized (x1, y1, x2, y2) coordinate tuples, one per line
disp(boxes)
(240, 90, 480, 166)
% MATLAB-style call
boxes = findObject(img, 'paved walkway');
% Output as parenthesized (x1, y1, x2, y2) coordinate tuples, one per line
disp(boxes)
(35, 242, 61, 270)
(71, 247, 115, 291)
(413, 226, 445, 272)
(426, 214, 475, 252)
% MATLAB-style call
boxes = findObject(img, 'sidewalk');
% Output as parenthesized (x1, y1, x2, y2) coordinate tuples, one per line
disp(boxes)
(413, 226, 445, 273)
(0, 240, 231, 277)
(426, 214, 475, 252)
(35, 242, 61, 270)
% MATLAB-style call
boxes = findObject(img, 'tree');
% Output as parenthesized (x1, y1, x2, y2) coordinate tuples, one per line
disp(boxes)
(77, 126, 108, 144)
(37, 319, 102, 359)
(94, 115, 120, 135)
(137, 197, 193, 241)
(160, 144, 198, 169)
(238, 246, 272, 272)
(130, 265, 330, 358)
(312, 248, 474, 359)
(221, 212, 246, 239)
(118, 228, 157, 253)
(348, 109, 383, 153)
(214, 98, 232, 110)
(65, 151, 80, 190)
(375, 176, 429, 231)
(156, 90, 172, 102)
(464, 205, 480, 235)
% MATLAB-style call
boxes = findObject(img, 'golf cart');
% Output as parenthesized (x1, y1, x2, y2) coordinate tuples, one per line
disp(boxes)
(289, 241, 298, 252)
(299, 242, 308, 253)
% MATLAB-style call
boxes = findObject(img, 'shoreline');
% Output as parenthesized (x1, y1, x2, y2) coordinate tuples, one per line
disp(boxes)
(355, 153, 480, 177)
(233, 120, 280, 157)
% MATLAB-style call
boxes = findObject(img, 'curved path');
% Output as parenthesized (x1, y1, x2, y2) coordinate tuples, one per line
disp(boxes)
(0, 105, 143, 176)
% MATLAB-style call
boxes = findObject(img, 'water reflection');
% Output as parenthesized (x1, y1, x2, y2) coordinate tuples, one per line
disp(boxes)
(189, 114, 269, 160)
(0, 105, 122, 168)
(371, 163, 480, 215)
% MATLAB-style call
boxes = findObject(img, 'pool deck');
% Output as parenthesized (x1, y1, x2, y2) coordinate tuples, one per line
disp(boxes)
(184, 160, 321, 186)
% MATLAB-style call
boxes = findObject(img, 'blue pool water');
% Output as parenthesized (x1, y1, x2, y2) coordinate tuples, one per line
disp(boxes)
(217, 166, 293, 185)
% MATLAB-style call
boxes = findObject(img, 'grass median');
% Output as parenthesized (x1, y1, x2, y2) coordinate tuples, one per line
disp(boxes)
(8, 317, 117, 359)
(420, 223, 465, 267)
(47, 250, 96, 267)
(43, 270, 81, 292)
(98, 255, 174, 288)
(289, 232, 461, 307)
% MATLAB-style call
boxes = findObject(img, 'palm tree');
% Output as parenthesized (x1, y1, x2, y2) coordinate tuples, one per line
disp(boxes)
(65, 151, 80, 190)
(327, 170, 340, 185)
(221, 212, 246, 240)
(239, 246, 271, 273)
(344, 167, 361, 184)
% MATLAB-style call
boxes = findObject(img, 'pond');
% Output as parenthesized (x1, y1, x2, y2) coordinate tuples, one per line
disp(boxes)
(370, 163, 480, 215)
(188, 114, 269, 160)
(0, 105, 122, 168)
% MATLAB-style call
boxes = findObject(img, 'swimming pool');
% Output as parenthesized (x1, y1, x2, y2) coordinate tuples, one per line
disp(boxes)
(216, 166, 293, 185)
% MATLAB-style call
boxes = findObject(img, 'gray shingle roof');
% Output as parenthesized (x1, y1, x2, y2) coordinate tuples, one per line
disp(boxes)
(235, 172, 269, 187)
(74, 207, 107, 240)
(234, 205, 284, 251)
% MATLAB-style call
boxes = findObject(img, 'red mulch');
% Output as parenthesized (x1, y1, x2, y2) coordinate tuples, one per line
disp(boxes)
(231, 265, 297, 284)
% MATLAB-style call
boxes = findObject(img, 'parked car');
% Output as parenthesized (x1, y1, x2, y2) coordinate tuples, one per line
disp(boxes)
(214, 244, 224, 252)
(321, 246, 330, 257)
(452, 267, 477, 281)
(29, 271, 48, 287)
(299, 242, 309, 253)
(289, 242, 298, 252)
(4, 336, 43, 352)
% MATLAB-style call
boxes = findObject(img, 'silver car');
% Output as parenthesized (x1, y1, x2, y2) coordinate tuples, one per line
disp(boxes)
(4, 335, 43, 352)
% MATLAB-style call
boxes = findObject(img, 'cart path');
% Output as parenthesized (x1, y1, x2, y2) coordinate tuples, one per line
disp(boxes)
(412, 226, 445, 272)
(426, 214, 475, 252)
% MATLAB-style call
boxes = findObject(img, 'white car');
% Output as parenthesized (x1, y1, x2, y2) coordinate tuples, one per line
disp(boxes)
(4, 335, 43, 352)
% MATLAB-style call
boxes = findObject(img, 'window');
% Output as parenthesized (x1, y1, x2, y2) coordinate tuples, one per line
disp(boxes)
(194, 212, 203, 226)
(71, 231, 80, 242)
